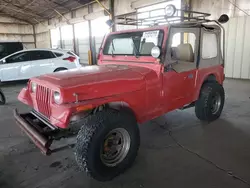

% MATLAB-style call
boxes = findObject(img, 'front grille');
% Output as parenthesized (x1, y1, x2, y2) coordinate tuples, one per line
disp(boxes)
(36, 85, 52, 117)
(31, 110, 57, 130)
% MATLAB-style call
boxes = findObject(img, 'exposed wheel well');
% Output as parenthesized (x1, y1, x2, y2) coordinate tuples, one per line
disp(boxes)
(204, 74, 217, 84)
(70, 103, 136, 124)
(195, 74, 219, 100)
(89, 102, 137, 120)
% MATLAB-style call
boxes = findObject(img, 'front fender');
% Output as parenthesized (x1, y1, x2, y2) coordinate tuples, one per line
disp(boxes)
(18, 89, 146, 129)
(65, 89, 146, 125)
(18, 88, 32, 106)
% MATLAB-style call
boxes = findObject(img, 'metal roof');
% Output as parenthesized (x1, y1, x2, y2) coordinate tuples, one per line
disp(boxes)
(0, 0, 94, 25)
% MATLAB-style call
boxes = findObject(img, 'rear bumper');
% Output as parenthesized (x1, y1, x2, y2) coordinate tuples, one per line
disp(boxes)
(14, 109, 52, 155)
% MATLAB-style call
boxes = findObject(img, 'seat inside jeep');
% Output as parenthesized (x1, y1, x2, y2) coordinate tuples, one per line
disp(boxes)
(171, 43, 196, 72)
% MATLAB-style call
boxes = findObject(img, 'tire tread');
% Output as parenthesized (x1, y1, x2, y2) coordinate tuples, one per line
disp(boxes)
(195, 82, 225, 121)
(74, 108, 139, 181)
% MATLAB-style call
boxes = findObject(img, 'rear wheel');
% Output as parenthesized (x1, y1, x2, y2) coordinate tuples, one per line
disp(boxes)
(0, 90, 6, 105)
(195, 82, 225, 121)
(54, 67, 67, 72)
(75, 108, 140, 181)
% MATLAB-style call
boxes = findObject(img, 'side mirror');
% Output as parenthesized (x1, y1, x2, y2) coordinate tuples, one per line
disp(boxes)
(218, 14, 229, 24)
(151, 46, 161, 58)
(106, 19, 114, 28)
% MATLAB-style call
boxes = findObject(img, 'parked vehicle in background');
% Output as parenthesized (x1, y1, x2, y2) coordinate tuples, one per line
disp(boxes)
(0, 49, 81, 82)
(0, 89, 6, 105)
(0, 41, 23, 59)
(14, 5, 229, 182)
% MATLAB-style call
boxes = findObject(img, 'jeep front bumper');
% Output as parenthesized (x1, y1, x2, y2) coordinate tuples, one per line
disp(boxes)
(14, 109, 52, 155)
(14, 109, 76, 155)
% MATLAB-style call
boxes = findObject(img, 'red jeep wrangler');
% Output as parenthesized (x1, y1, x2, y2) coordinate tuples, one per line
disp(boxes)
(14, 6, 229, 181)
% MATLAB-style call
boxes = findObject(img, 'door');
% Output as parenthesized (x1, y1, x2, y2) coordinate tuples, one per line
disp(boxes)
(28, 50, 55, 77)
(162, 27, 200, 111)
(0, 51, 31, 81)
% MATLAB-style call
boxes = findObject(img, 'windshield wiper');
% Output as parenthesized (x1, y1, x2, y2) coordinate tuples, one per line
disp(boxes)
(132, 37, 140, 58)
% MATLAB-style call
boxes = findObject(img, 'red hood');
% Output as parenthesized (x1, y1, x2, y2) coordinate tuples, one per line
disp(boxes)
(32, 65, 153, 102)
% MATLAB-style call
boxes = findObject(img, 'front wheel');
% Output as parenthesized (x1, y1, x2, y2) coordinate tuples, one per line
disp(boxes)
(195, 82, 225, 122)
(75, 108, 140, 181)
(0, 90, 6, 105)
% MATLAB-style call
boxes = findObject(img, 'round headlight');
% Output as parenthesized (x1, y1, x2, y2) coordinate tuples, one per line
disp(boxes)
(54, 91, 61, 104)
(165, 5, 176, 17)
(31, 82, 37, 93)
(151, 46, 161, 58)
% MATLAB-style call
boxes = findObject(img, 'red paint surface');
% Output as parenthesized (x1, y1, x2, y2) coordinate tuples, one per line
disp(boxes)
(18, 26, 224, 129)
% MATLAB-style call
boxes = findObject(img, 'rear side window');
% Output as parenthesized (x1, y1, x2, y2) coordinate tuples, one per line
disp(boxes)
(54, 52, 64, 57)
(6, 51, 31, 63)
(31, 51, 55, 61)
(202, 33, 218, 59)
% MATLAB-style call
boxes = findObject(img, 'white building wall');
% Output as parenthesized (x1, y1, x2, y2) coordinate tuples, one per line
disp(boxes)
(36, 32, 50, 48)
(224, 16, 250, 79)
(0, 16, 35, 49)
(34, 0, 177, 49)
(114, 0, 171, 16)
(191, 0, 250, 19)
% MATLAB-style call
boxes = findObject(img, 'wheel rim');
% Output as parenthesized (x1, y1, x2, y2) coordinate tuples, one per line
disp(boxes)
(101, 128, 131, 167)
(211, 92, 221, 114)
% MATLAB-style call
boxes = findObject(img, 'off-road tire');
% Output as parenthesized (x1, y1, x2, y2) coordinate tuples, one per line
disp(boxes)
(195, 82, 225, 121)
(75, 108, 140, 181)
(0, 90, 6, 105)
(54, 67, 67, 72)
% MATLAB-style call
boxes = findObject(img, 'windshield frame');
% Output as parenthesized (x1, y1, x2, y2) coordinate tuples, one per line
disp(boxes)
(103, 29, 164, 57)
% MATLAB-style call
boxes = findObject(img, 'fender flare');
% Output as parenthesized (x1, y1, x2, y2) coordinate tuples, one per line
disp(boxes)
(72, 100, 140, 122)
(194, 73, 221, 100)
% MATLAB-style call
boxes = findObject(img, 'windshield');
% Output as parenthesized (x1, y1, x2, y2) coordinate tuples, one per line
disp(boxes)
(103, 30, 164, 56)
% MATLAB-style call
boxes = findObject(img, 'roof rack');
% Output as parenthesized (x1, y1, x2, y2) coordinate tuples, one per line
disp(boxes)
(115, 5, 211, 27)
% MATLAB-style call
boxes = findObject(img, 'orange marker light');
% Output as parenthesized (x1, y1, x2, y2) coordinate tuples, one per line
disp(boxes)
(76, 105, 93, 112)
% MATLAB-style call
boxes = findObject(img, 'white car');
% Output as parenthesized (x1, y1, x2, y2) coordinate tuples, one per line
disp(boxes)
(0, 48, 81, 82)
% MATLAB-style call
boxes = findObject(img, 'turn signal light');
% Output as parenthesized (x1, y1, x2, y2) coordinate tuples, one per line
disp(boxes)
(76, 105, 93, 112)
